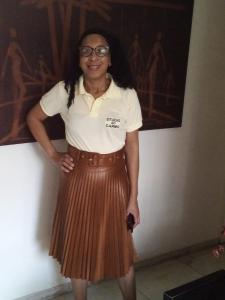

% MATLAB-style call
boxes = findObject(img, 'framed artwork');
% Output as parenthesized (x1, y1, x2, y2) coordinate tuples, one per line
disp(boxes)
(0, 0, 194, 146)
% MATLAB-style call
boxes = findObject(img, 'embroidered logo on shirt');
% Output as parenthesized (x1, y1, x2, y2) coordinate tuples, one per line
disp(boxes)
(105, 117, 120, 128)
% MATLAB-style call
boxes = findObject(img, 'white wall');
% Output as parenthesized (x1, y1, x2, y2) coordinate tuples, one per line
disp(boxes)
(1, 0, 225, 299)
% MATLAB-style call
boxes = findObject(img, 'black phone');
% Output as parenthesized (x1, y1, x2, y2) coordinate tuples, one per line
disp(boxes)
(127, 213, 135, 232)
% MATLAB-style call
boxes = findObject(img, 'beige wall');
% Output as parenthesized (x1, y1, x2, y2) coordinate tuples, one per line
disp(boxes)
(0, 0, 225, 299)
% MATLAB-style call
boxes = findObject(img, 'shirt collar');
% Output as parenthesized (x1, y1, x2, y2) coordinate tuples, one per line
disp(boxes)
(77, 74, 121, 99)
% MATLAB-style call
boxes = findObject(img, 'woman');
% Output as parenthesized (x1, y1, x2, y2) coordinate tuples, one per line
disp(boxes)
(27, 29, 142, 300)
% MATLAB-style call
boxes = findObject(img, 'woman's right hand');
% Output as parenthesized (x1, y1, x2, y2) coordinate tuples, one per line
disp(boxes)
(51, 152, 75, 173)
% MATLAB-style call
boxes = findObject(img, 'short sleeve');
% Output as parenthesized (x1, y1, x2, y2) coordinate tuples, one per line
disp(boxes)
(39, 81, 68, 116)
(126, 89, 143, 132)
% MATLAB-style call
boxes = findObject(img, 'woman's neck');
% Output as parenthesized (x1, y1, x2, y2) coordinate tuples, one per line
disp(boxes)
(84, 77, 110, 95)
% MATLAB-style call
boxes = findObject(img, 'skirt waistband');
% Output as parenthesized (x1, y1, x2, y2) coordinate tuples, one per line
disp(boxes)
(68, 145, 126, 167)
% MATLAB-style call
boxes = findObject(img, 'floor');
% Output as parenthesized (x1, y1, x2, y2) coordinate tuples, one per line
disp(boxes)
(53, 247, 225, 300)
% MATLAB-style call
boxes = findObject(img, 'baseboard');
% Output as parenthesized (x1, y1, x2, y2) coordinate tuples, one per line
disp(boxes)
(16, 238, 218, 300)
(15, 282, 72, 300)
(135, 238, 219, 270)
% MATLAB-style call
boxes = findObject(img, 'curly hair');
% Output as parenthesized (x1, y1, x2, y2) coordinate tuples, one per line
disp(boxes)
(64, 28, 135, 108)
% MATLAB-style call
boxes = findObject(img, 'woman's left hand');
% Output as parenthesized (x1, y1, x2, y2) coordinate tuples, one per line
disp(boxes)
(126, 199, 140, 229)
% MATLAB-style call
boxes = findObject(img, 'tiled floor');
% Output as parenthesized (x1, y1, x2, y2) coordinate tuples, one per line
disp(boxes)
(53, 247, 225, 300)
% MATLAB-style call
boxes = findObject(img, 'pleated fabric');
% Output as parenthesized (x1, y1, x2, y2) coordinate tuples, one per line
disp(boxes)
(49, 145, 138, 282)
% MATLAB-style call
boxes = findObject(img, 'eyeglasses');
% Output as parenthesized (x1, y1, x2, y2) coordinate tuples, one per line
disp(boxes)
(79, 46, 110, 57)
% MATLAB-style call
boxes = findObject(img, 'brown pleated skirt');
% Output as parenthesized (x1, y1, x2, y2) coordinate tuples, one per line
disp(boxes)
(49, 145, 137, 282)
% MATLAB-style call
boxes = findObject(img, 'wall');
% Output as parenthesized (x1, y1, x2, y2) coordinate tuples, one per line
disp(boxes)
(0, 0, 225, 299)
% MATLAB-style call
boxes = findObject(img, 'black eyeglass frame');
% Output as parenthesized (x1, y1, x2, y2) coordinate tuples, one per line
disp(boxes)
(79, 45, 110, 57)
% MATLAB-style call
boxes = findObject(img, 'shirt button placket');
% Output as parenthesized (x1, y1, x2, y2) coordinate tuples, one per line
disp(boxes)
(90, 99, 101, 117)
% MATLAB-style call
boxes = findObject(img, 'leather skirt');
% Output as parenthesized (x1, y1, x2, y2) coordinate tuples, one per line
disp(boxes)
(49, 145, 137, 282)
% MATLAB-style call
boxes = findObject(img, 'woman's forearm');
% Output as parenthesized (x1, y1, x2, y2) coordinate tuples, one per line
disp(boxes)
(125, 130, 139, 203)
(27, 104, 57, 160)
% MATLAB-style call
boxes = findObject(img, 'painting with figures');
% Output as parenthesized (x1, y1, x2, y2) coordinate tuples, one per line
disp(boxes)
(0, 0, 194, 146)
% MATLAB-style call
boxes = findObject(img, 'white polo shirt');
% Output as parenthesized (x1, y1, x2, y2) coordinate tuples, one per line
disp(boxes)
(40, 76, 142, 154)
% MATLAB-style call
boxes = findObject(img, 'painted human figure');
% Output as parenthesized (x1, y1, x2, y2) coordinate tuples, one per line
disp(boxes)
(1, 28, 32, 138)
(128, 34, 145, 90)
(36, 54, 54, 93)
(164, 64, 176, 105)
(128, 34, 144, 75)
(147, 32, 166, 116)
